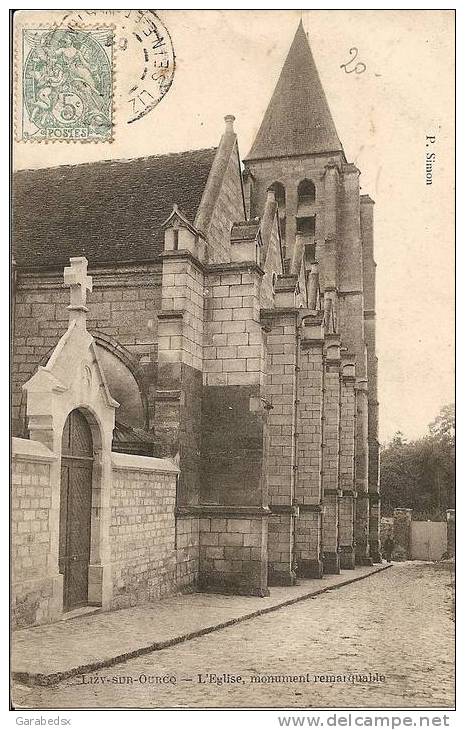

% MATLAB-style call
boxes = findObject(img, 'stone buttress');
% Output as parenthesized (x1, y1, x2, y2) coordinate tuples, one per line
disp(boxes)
(244, 20, 379, 569)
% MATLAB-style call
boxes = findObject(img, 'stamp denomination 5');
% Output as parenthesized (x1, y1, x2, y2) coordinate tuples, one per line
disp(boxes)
(21, 27, 114, 142)
(14, 10, 176, 142)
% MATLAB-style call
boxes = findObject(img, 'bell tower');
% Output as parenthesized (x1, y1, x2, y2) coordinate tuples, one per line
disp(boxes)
(243, 20, 345, 286)
(244, 21, 381, 565)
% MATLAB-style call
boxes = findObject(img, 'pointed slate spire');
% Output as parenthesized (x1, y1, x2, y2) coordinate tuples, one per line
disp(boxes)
(246, 21, 343, 160)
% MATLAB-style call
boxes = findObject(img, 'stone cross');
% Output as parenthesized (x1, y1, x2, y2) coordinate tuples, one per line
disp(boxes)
(64, 256, 92, 318)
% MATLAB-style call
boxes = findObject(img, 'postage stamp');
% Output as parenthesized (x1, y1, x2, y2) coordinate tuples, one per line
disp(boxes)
(20, 27, 114, 141)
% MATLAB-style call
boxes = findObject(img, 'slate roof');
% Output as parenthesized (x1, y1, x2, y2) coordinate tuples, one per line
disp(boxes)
(13, 147, 218, 269)
(246, 21, 343, 160)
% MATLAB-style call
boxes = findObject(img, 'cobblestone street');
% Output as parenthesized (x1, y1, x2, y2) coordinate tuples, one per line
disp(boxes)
(12, 562, 454, 710)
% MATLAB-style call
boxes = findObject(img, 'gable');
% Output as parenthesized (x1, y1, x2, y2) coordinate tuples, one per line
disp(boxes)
(203, 139, 246, 263)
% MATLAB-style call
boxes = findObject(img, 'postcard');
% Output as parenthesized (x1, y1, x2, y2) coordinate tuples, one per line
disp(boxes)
(11, 9, 455, 712)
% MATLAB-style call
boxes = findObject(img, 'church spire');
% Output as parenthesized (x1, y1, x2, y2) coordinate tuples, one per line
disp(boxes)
(246, 21, 343, 160)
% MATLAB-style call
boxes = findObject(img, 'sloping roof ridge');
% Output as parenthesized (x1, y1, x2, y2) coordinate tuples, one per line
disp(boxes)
(14, 146, 219, 175)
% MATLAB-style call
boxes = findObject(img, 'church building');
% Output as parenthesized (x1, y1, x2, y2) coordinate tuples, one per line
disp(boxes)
(12, 23, 381, 624)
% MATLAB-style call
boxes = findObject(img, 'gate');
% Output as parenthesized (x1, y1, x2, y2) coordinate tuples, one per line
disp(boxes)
(59, 409, 94, 611)
(410, 521, 447, 561)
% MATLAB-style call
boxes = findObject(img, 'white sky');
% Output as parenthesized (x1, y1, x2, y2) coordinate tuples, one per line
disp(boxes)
(14, 9, 455, 444)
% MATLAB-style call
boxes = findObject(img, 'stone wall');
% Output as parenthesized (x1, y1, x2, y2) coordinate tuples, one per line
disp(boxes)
(155, 252, 205, 510)
(339, 365, 356, 568)
(176, 516, 200, 589)
(198, 514, 268, 596)
(262, 310, 297, 585)
(158, 256, 204, 370)
(295, 324, 325, 578)
(380, 516, 394, 547)
(12, 265, 162, 437)
(199, 261, 269, 595)
(203, 266, 265, 388)
(201, 262, 267, 507)
(11, 438, 61, 629)
(200, 385, 264, 506)
(109, 453, 183, 608)
(12, 442, 188, 627)
(321, 342, 341, 574)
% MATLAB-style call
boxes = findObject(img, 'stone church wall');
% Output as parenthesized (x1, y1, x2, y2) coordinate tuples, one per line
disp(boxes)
(155, 254, 204, 506)
(12, 265, 162, 437)
(198, 515, 267, 595)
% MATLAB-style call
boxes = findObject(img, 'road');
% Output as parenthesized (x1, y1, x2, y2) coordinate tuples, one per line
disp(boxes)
(12, 562, 454, 709)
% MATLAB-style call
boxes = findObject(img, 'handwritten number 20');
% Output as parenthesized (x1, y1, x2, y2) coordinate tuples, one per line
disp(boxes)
(340, 47, 366, 75)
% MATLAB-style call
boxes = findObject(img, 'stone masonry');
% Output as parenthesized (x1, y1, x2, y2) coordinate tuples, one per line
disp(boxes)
(12, 439, 59, 629)
(12, 22, 381, 619)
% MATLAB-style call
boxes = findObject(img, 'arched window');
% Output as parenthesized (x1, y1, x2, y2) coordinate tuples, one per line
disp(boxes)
(297, 179, 316, 205)
(268, 182, 286, 212)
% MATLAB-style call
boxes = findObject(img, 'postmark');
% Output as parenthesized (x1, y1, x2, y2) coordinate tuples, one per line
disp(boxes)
(61, 10, 176, 125)
(21, 27, 114, 141)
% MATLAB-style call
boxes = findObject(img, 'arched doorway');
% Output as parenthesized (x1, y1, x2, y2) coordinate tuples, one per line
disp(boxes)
(59, 409, 94, 611)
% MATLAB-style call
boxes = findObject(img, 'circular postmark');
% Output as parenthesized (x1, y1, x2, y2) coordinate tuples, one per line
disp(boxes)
(23, 28, 113, 139)
(61, 9, 175, 124)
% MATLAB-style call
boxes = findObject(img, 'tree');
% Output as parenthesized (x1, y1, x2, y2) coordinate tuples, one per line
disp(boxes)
(426, 404, 455, 511)
(429, 403, 455, 441)
(380, 404, 455, 517)
(391, 430, 407, 447)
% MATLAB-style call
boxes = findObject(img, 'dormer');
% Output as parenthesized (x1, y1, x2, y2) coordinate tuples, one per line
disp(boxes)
(162, 204, 206, 260)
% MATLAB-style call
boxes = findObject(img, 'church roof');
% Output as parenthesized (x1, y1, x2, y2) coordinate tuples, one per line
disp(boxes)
(246, 21, 343, 160)
(13, 147, 218, 269)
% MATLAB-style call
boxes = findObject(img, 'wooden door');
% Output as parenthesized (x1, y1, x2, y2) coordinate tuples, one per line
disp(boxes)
(59, 410, 93, 611)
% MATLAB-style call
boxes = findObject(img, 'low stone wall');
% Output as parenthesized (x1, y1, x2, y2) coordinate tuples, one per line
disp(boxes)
(12, 442, 190, 627)
(199, 514, 268, 596)
(109, 452, 182, 608)
(11, 438, 61, 629)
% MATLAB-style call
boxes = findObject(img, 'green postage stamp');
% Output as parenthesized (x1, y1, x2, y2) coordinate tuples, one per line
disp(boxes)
(20, 27, 114, 141)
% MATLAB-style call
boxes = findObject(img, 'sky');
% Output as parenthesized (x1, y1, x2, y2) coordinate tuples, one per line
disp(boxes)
(13, 9, 455, 444)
